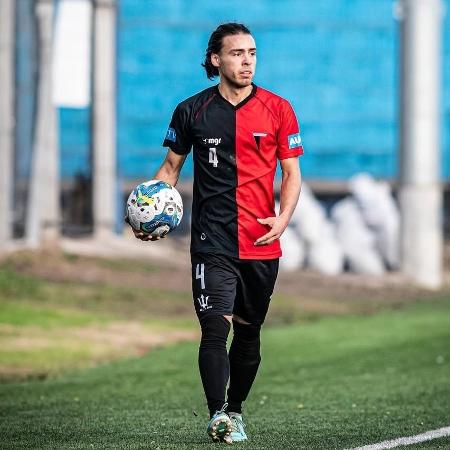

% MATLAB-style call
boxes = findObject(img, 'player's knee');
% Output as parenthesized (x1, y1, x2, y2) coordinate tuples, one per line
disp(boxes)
(230, 320, 261, 363)
(232, 319, 261, 342)
(232, 314, 251, 325)
(199, 314, 231, 350)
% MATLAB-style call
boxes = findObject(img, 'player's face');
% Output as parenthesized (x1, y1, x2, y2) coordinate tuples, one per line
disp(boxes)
(212, 33, 257, 88)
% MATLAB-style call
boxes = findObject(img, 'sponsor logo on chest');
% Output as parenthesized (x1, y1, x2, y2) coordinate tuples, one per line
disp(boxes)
(202, 137, 222, 146)
(202, 137, 221, 168)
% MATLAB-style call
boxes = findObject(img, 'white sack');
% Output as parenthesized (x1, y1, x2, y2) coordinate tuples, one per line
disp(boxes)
(280, 226, 305, 271)
(308, 222, 344, 275)
(331, 198, 385, 275)
(349, 173, 400, 268)
(291, 184, 327, 244)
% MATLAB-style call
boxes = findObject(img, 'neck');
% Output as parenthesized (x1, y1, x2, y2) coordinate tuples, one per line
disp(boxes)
(218, 81, 253, 106)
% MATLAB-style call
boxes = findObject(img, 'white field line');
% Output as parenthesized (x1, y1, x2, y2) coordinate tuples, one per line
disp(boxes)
(346, 426, 450, 450)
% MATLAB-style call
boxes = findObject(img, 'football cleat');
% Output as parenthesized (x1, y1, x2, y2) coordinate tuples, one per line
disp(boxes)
(207, 403, 232, 443)
(229, 413, 248, 442)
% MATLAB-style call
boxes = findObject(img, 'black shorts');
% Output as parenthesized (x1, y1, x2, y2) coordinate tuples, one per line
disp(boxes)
(191, 252, 279, 326)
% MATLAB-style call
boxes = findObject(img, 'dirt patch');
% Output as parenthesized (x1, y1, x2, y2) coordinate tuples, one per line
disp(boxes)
(68, 321, 197, 352)
(276, 269, 444, 305)
(0, 321, 198, 382)
(5, 243, 449, 310)
(3, 244, 191, 292)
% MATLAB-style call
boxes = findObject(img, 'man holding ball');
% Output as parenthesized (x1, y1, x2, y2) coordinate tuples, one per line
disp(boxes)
(133, 23, 303, 443)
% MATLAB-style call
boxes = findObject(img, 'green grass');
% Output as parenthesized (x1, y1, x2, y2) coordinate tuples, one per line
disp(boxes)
(0, 267, 197, 379)
(0, 267, 192, 319)
(1, 300, 449, 449)
(0, 302, 106, 328)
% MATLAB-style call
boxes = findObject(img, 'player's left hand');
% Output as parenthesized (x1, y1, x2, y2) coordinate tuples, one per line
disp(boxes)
(254, 216, 288, 246)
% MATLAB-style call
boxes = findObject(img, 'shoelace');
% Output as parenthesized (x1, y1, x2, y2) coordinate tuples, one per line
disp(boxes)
(218, 402, 228, 414)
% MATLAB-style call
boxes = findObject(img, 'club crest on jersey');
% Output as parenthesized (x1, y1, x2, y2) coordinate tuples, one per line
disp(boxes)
(166, 127, 176, 142)
(197, 294, 212, 312)
(253, 132, 267, 150)
(202, 137, 221, 146)
(288, 132, 302, 149)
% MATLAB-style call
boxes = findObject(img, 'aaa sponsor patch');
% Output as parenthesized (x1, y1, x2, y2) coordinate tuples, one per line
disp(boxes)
(288, 132, 302, 149)
(165, 127, 176, 142)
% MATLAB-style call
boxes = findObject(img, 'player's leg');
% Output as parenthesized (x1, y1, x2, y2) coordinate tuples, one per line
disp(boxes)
(191, 253, 237, 442)
(198, 314, 231, 415)
(227, 317, 261, 415)
(226, 258, 279, 441)
(226, 317, 261, 442)
(200, 314, 233, 443)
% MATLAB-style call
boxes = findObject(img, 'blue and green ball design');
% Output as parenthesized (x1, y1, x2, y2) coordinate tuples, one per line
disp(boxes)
(126, 180, 183, 237)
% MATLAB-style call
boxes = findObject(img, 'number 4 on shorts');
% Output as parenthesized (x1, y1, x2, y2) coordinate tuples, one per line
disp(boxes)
(196, 263, 205, 290)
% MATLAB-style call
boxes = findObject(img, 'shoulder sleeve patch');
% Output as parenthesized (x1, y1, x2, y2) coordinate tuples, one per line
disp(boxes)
(165, 127, 177, 142)
(288, 132, 302, 149)
(162, 104, 192, 154)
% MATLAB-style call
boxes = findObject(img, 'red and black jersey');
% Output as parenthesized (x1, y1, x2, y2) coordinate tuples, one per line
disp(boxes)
(162, 83, 303, 260)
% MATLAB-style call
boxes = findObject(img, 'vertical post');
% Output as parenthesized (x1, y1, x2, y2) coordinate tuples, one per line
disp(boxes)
(0, 0, 15, 251)
(27, 0, 60, 247)
(398, 0, 444, 289)
(92, 0, 117, 239)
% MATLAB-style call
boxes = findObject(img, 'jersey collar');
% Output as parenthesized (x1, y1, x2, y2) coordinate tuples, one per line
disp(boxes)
(215, 83, 257, 110)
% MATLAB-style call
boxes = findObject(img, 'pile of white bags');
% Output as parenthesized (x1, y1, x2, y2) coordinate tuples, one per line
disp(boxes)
(279, 173, 400, 274)
(279, 184, 344, 275)
(349, 174, 400, 269)
(331, 198, 385, 275)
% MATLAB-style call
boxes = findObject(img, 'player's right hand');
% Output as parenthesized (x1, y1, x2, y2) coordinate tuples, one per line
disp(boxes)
(131, 228, 162, 241)
(125, 215, 161, 241)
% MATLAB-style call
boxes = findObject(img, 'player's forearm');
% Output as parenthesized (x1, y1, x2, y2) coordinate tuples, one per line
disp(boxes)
(154, 164, 180, 187)
(153, 150, 186, 186)
(278, 165, 301, 225)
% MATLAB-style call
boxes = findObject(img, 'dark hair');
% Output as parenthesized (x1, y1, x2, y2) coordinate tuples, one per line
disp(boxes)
(202, 23, 252, 80)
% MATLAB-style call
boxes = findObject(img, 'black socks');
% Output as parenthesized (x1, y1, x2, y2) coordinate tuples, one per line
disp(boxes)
(198, 316, 262, 417)
(227, 320, 261, 414)
(199, 315, 231, 417)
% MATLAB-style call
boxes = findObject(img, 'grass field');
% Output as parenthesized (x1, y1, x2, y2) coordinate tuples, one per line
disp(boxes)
(1, 296, 450, 449)
(0, 252, 200, 381)
(2, 249, 449, 382)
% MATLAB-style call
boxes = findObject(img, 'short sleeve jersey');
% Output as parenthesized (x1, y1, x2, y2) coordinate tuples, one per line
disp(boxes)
(163, 83, 303, 260)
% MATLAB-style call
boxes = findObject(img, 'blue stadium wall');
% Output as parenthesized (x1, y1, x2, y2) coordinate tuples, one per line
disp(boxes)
(60, 0, 450, 182)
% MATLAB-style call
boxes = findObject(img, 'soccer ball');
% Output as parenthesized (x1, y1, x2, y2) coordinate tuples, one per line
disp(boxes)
(126, 180, 183, 238)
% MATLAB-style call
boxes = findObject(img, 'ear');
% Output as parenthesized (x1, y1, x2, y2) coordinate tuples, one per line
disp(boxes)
(211, 53, 220, 68)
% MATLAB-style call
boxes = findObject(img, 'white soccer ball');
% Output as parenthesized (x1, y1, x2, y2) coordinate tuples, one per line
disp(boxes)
(126, 180, 183, 238)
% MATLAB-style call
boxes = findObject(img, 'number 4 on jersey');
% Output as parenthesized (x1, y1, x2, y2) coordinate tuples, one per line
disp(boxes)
(208, 148, 218, 167)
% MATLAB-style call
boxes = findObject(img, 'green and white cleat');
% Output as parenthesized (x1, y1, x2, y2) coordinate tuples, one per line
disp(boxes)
(229, 413, 247, 442)
(207, 404, 232, 444)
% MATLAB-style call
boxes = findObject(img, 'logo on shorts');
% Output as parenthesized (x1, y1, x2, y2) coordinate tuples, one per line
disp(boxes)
(197, 294, 212, 312)
(165, 127, 176, 142)
(288, 132, 302, 149)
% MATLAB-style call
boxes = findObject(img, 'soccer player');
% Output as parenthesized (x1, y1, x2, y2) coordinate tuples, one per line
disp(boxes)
(133, 23, 303, 443)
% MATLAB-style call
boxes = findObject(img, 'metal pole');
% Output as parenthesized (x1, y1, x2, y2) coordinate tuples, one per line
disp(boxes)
(0, 0, 15, 252)
(92, 0, 117, 239)
(27, 0, 60, 247)
(398, 0, 444, 289)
